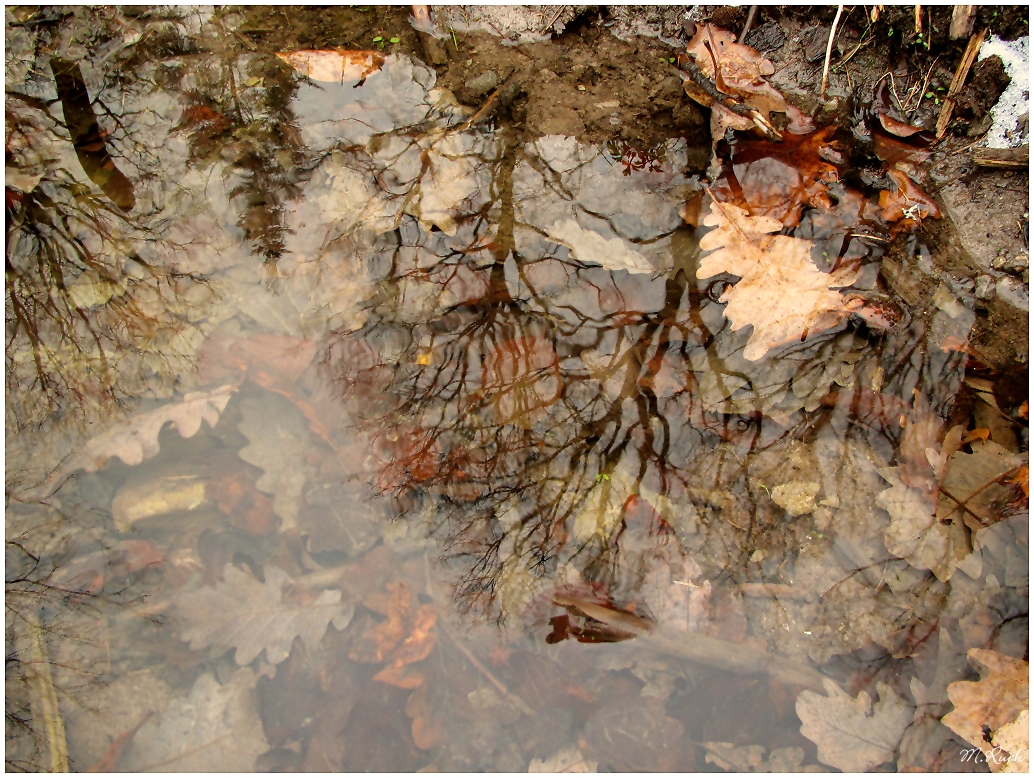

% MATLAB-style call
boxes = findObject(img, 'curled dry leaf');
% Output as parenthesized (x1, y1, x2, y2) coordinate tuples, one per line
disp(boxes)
(879, 168, 942, 223)
(276, 49, 384, 85)
(942, 649, 1029, 766)
(796, 678, 913, 772)
(173, 564, 354, 665)
(697, 200, 860, 360)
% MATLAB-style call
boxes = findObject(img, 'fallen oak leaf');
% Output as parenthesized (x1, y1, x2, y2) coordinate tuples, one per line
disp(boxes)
(173, 564, 354, 665)
(942, 649, 1029, 767)
(796, 679, 913, 772)
(276, 49, 384, 86)
(59, 384, 237, 477)
(697, 199, 861, 360)
(992, 709, 1029, 772)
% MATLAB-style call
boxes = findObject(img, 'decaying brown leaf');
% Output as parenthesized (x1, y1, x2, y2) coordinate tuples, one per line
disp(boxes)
(349, 582, 438, 689)
(877, 422, 1025, 581)
(879, 168, 942, 224)
(714, 127, 842, 228)
(697, 199, 860, 360)
(276, 49, 384, 85)
(942, 649, 1029, 768)
(681, 23, 787, 142)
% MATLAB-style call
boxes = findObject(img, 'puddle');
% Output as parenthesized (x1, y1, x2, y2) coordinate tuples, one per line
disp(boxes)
(6, 7, 1028, 773)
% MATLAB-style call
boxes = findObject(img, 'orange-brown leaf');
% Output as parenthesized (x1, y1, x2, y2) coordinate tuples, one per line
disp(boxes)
(685, 24, 786, 120)
(879, 168, 941, 223)
(942, 649, 1028, 760)
(276, 49, 384, 85)
(720, 127, 842, 228)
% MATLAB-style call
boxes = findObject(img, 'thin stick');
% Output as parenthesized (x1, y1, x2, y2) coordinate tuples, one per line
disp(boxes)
(438, 626, 535, 716)
(738, 6, 758, 43)
(936, 28, 986, 138)
(820, 5, 845, 102)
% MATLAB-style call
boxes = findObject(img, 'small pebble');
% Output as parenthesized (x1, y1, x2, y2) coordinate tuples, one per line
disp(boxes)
(465, 70, 499, 95)
(996, 276, 1029, 311)
(992, 252, 1029, 274)
(975, 274, 996, 300)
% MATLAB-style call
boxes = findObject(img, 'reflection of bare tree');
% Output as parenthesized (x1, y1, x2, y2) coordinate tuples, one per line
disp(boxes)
(318, 133, 763, 624)
(174, 11, 308, 265)
(318, 128, 968, 650)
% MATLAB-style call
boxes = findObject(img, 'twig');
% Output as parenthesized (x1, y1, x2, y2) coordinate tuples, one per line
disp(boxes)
(539, 6, 567, 34)
(936, 28, 986, 138)
(738, 6, 758, 44)
(820, 5, 845, 102)
(86, 711, 153, 772)
(438, 626, 535, 716)
(972, 145, 1029, 169)
(459, 73, 525, 131)
(679, 60, 781, 139)
(907, 55, 941, 111)
(26, 610, 69, 772)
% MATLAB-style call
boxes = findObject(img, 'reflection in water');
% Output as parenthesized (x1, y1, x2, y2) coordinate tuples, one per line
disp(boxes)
(5, 8, 1028, 773)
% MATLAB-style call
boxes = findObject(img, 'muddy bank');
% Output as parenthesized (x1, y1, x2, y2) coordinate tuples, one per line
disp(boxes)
(237, 4, 1028, 369)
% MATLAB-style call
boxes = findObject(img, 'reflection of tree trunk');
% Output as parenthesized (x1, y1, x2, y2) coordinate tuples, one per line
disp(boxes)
(50, 58, 135, 212)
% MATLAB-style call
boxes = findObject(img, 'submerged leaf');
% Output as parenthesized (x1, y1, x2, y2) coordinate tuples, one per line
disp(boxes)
(119, 670, 268, 771)
(528, 746, 598, 773)
(238, 392, 312, 530)
(174, 564, 354, 665)
(65, 384, 237, 475)
(697, 200, 860, 360)
(796, 679, 913, 772)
